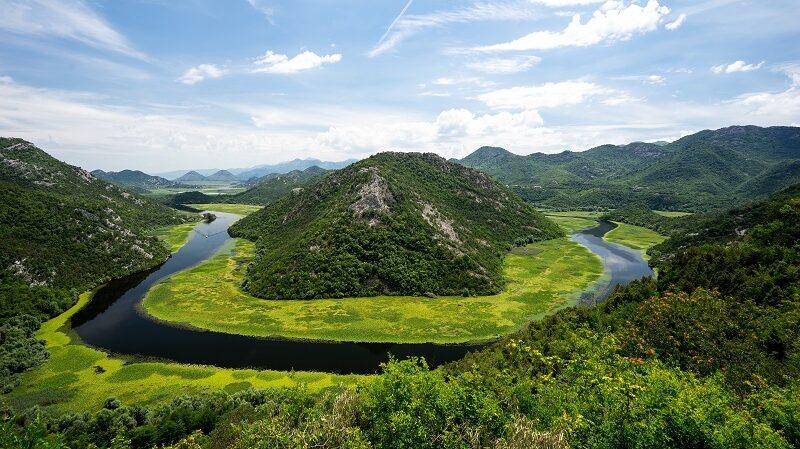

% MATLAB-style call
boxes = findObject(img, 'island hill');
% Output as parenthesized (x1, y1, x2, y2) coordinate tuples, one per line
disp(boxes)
(229, 152, 562, 300)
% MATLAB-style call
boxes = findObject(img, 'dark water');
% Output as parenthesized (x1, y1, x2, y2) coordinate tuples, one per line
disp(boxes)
(72, 213, 485, 374)
(72, 215, 651, 374)
(570, 220, 655, 304)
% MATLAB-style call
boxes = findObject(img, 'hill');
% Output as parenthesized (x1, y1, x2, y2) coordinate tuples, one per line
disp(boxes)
(0, 138, 187, 310)
(229, 152, 562, 299)
(205, 169, 238, 182)
(231, 166, 329, 205)
(91, 169, 178, 189)
(175, 170, 207, 182)
(459, 125, 800, 211)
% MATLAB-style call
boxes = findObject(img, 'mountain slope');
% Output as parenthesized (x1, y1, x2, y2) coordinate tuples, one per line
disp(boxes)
(459, 126, 800, 211)
(235, 158, 356, 181)
(231, 166, 328, 205)
(0, 138, 186, 292)
(175, 170, 207, 182)
(205, 170, 238, 182)
(91, 169, 177, 189)
(229, 152, 562, 299)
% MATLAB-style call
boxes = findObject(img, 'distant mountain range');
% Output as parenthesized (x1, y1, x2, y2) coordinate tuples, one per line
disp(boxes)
(457, 125, 800, 211)
(155, 158, 357, 182)
(91, 169, 178, 189)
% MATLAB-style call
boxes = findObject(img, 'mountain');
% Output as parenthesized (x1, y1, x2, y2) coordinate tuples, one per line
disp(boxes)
(91, 169, 177, 189)
(459, 125, 800, 211)
(175, 170, 207, 182)
(234, 158, 356, 181)
(0, 138, 187, 305)
(231, 166, 329, 205)
(229, 152, 562, 300)
(205, 169, 238, 182)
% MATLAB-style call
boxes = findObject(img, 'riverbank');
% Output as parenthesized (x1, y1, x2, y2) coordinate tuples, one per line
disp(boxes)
(5, 291, 364, 413)
(142, 236, 604, 343)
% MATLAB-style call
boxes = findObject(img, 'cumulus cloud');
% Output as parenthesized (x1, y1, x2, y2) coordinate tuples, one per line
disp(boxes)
(665, 13, 687, 30)
(465, 55, 542, 74)
(478, 81, 611, 110)
(474, 0, 670, 52)
(711, 60, 765, 74)
(177, 64, 228, 85)
(615, 74, 665, 84)
(0, 0, 146, 59)
(252, 50, 342, 74)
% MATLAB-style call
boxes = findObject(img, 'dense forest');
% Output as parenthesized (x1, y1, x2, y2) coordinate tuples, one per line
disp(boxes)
(460, 126, 800, 211)
(2, 182, 798, 448)
(0, 139, 189, 396)
(229, 152, 562, 299)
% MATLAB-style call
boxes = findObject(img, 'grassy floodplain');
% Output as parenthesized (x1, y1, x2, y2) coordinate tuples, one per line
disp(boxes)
(142, 234, 603, 343)
(150, 222, 197, 252)
(604, 221, 667, 258)
(6, 291, 363, 412)
(188, 203, 263, 215)
(545, 214, 598, 233)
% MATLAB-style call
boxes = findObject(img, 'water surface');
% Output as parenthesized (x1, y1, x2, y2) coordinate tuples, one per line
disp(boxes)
(72, 214, 651, 374)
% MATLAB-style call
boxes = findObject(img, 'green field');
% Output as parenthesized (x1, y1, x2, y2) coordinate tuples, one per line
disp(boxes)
(653, 210, 693, 217)
(150, 222, 197, 252)
(6, 292, 363, 413)
(189, 203, 263, 215)
(543, 210, 606, 218)
(604, 222, 667, 258)
(142, 236, 603, 343)
(546, 214, 597, 233)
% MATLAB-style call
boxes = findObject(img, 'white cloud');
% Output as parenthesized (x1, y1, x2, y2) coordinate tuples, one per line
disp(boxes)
(615, 74, 665, 84)
(246, 0, 274, 20)
(177, 64, 228, 85)
(252, 50, 342, 74)
(431, 76, 495, 87)
(474, 0, 670, 52)
(711, 60, 765, 74)
(664, 13, 687, 30)
(0, 0, 146, 59)
(465, 55, 542, 74)
(369, 2, 539, 57)
(478, 81, 611, 110)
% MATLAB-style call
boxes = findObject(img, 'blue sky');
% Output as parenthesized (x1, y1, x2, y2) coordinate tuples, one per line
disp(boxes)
(0, 0, 798, 172)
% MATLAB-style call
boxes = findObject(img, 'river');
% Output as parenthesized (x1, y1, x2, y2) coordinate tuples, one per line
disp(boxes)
(72, 212, 651, 374)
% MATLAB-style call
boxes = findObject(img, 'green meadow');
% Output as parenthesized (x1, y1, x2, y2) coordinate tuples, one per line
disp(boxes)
(545, 214, 597, 233)
(142, 235, 604, 343)
(150, 222, 197, 252)
(653, 210, 693, 217)
(604, 221, 667, 259)
(7, 292, 363, 413)
(189, 203, 263, 215)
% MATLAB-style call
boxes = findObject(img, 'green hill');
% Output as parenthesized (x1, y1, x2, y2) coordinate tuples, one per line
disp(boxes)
(230, 166, 328, 205)
(91, 169, 178, 189)
(0, 138, 187, 303)
(229, 152, 562, 299)
(459, 125, 800, 211)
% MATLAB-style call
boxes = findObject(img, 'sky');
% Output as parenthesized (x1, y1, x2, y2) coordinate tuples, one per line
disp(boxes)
(0, 0, 798, 172)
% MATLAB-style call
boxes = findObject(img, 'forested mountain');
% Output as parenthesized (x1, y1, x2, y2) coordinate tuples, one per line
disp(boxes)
(231, 166, 328, 205)
(205, 170, 238, 182)
(229, 152, 562, 299)
(91, 169, 178, 189)
(175, 170, 207, 182)
(0, 138, 188, 391)
(235, 158, 355, 181)
(459, 125, 800, 211)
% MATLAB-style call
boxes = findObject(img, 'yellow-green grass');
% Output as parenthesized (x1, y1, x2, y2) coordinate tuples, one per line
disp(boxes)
(188, 203, 263, 216)
(150, 222, 197, 252)
(543, 210, 606, 218)
(604, 222, 667, 259)
(142, 237, 603, 344)
(653, 210, 693, 217)
(5, 292, 363, 413)
(546, 215, 597, 234)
